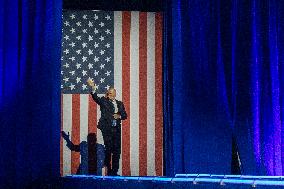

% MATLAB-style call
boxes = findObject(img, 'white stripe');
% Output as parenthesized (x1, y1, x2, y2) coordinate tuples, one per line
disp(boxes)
(96, 105, 105, 175)
(114, 11, 123, 176)
(147, 12, 156, 176)
(63, 94, 72, 176)
(130, 11, 140, 176)
(96, 105, 104, 146)
(80, 95, 89, 164)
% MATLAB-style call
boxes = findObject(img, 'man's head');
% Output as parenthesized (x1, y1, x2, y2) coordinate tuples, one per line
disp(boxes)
(107, 88, 116, 100)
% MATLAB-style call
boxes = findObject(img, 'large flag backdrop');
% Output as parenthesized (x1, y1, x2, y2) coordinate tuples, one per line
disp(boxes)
(60, 10, 163, 176)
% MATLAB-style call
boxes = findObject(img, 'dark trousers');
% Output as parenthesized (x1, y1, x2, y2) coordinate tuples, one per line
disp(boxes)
(102, 126, 121, 175)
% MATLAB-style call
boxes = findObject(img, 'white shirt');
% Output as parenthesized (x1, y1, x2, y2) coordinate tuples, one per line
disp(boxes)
(112, 100, 118, 113)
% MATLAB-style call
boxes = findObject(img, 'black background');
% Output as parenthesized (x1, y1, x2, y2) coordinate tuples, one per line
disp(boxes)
(63, 0, 164, 11)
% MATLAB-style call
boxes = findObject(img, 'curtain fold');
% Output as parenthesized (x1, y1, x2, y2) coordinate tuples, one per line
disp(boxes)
(163, 0, 232, 176)
(164, 0, 284, 176)
(0, 0, 62, 187)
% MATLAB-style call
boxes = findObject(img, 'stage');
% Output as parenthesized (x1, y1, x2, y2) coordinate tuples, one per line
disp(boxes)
(60, 174, 284, 189)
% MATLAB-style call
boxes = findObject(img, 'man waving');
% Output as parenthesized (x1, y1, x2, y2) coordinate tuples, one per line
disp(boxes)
(87, 79, 127, 176)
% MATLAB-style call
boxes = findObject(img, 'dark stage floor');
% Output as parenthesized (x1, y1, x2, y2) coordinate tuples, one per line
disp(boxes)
(60, 174, 284, 189)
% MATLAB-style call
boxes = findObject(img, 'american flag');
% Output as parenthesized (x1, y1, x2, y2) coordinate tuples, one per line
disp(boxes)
(60, 10, 163, 176)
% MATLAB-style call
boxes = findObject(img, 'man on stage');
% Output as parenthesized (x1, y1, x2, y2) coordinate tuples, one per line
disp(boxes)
(87, 79, 127, 176)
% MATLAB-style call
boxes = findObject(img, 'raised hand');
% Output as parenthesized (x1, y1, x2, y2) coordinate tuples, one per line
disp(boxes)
(61, 131, 70, 141)
(87, 78, 95, 88)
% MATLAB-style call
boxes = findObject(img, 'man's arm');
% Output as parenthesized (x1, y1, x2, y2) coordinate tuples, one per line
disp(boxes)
(118, 102, 127, 120)
(87, 79, 103, 106)
(61, 131, 80, 152)
(91, 91, 103, 106)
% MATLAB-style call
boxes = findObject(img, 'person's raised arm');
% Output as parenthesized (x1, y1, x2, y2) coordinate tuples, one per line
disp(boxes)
(61, 131, 80, 152)
(87, 79, 103, 106)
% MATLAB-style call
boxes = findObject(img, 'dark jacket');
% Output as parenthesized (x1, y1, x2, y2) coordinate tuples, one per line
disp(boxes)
(91, 92, 127, 131)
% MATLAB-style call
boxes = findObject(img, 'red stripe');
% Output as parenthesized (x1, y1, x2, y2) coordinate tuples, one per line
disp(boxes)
(88, 94, 97, 134)
(139, 12, 148, 176)
(155, 13, 163, 176)
(71, 94, 80, 174)
(60, 95, 63, 176)
(122, 11, 131, 176)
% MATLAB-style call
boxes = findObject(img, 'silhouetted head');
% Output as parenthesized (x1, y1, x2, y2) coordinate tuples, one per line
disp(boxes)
(87, 133, 97, 146)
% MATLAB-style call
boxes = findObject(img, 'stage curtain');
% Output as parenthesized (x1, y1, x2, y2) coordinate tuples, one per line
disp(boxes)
(0, 0, 62, 187)
(163, 0, 284, 176)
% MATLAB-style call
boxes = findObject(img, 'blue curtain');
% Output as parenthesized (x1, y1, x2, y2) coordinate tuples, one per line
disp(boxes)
(164, 0, 284, 176)
(0, 0, 62, 187)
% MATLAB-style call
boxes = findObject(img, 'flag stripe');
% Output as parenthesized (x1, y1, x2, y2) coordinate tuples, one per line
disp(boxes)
(96, 106, 104, 147)
(122, 11, 131, 176)
(96, 105, 105, 175)
(80, 94, 89, 171)
(63, 94, 72, 175)
(71, 94, 81, 174)
(147, 12, 156, 176)
(139, 12, 148, 176)
(155, 13, 163, 176)
(80, 95, 89, 140)
(130, 11, 140, 176)
(88, 95, 97, 134)
(114, 11, 123, 176)
(60, 95, 63, 176)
